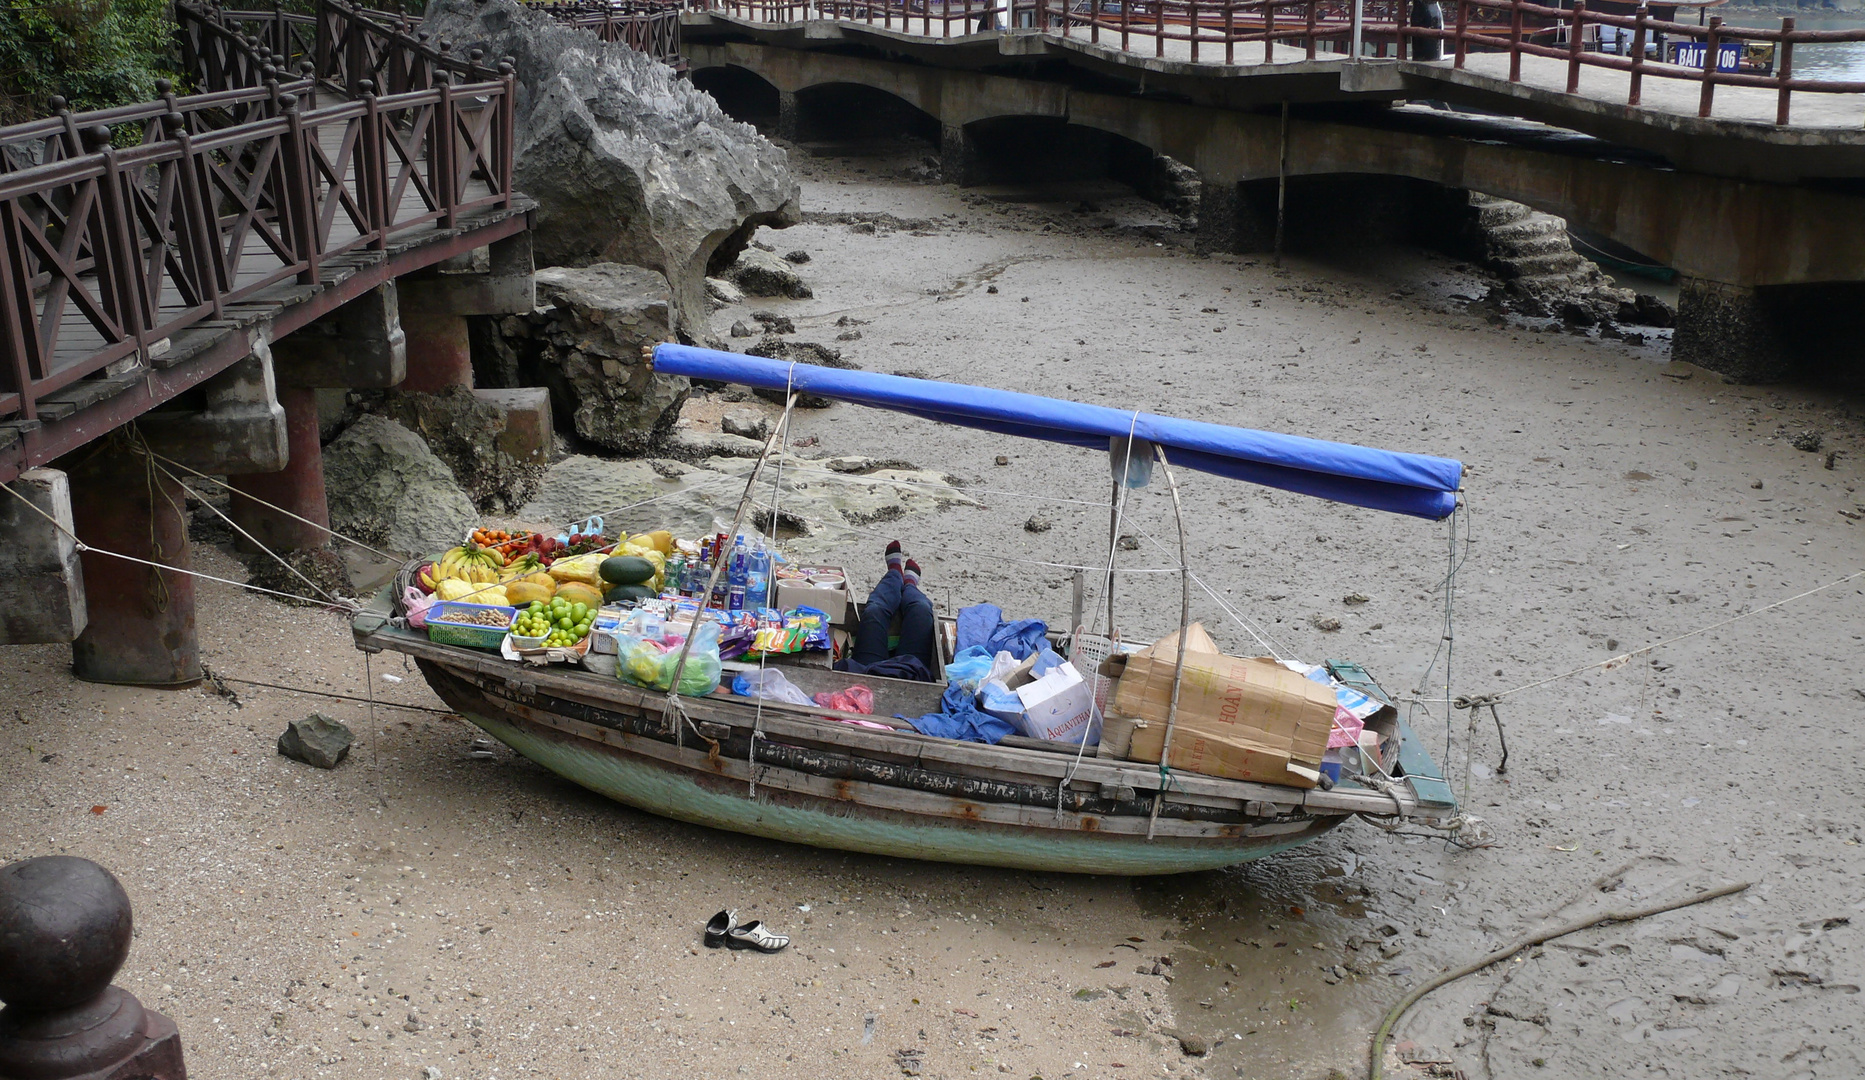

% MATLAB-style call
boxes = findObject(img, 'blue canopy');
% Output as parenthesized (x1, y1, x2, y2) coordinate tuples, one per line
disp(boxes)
(652, 344, 1463, 519)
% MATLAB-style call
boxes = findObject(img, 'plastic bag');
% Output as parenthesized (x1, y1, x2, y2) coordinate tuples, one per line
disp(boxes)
(617, 622, 721, 697)
(732, 668, 814, 706)
(944, 645, 997, 695)
(403, 586, 435, 629)
(814, 684, 875, 714)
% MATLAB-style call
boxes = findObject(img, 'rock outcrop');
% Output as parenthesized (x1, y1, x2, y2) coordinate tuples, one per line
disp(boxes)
(322, 415, 479, 557)
(371, 388, 547, 514)
(421, 0, 801, 324)
(486, 263, 688, 454)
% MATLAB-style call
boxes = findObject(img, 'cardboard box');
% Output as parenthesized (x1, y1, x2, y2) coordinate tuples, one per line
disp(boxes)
(775, 566, 851, 626)
(1114, 623, 1336, 788)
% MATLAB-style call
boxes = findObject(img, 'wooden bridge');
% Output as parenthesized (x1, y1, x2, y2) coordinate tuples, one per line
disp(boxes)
(0, 0, 539, 487)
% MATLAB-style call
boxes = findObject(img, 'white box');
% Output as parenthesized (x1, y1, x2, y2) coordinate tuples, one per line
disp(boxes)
(1014, 661, 1101, 746)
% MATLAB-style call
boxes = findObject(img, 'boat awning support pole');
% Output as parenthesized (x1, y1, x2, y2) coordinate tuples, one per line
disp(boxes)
(1146, 444, 1193, 841)
(661, 371, 801, 746)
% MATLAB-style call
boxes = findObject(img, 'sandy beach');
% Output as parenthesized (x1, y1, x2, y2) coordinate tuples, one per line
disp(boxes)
(3, 144, 1862, 1080)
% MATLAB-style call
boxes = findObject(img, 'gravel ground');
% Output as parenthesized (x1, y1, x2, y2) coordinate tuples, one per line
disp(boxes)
(4, 145, 1863, 1080)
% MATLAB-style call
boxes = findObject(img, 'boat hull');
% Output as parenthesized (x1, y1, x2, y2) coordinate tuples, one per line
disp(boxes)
(426, 662, 1344, 876)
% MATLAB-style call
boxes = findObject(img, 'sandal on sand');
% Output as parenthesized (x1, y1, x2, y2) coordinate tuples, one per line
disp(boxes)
(726, 920, 789, 953)
(704, 909, 735, 949)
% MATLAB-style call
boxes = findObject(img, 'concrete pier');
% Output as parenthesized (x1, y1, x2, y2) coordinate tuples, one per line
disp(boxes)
(225, 387, 332, 553)
(66, 438, 198, 687)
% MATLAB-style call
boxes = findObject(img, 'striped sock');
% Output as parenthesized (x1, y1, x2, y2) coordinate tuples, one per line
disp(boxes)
(885, 541, 904, 575)
(903, 559, 921, 587)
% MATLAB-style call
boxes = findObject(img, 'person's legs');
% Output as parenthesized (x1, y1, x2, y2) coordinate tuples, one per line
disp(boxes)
(895, 560, 937, 671)
(852, 546, 905, 666)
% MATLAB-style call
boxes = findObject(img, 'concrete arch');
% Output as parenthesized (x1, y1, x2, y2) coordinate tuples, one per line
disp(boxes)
(691, 64, 783, 125)
(688, 39, 1865, 288)
(791, 81, 944, 144)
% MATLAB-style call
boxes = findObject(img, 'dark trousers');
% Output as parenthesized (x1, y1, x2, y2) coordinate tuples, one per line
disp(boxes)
(852, 571, 936, 672)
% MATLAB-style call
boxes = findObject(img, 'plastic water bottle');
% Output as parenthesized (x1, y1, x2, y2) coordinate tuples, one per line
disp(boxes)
(746, 539, 772, 610)
(726, 538, 748, 613)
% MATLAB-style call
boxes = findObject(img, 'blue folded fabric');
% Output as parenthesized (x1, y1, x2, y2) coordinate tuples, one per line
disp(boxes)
(906, 680, 1016, 744)
(956, 603, 1048, 661)
(834, 654, 935, 682)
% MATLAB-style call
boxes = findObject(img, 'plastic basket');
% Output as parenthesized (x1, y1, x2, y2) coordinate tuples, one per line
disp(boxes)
(427, 601, 520, 649)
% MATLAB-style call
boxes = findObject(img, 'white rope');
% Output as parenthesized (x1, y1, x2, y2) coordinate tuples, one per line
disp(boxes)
(155, 463, 344, 607)
(148, 451, 401, 561)
(0, 480, 353, 610)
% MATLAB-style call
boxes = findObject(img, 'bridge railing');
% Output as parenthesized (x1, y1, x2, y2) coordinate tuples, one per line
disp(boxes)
(524, 1, 689, 67)
(692, 0, 1865, 123)
(0, 0, 518, 425)
(1417, 0, 1865, 124)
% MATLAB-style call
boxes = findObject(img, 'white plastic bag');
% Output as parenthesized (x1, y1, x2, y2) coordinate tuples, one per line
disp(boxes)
(732, 668, 814, 706)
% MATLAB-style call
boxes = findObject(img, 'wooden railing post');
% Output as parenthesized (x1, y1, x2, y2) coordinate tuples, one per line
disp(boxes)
(356, 80, 388, 247)
(1776, 17, 1794, 125)
(1155, 0, 1165, 57)
(500, 60, 518, 205)
(81, 125, 148, 363)
(1507, 0, 1522, 80)
(1453, 0, 1466, 67)
(1566, 0, 1585, 93)
(434, 77, 459, 229)
(1699, 15, 1721, 118)
(166, 110, 227, 318)
(1265, 0, 1275, 62)
(276, 95, 321, 284)
(1305, 0, 1316, 60)
(1628, 3, 1646, 105)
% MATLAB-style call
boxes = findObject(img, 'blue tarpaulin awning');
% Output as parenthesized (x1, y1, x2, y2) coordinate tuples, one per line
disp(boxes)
(652, 344, 1463, 520)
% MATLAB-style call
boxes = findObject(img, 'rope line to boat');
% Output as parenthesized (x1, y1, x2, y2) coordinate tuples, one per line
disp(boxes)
(1464, 563, 1865, 706)
(153, 460, 347, 609)
(0, 480, 356, 611)
(199, 666, 458, 714)
(1126, 522, 1290, 658)
(148, 450, 402, 562)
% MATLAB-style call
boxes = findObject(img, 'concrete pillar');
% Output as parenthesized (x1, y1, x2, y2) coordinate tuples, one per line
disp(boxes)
(224, 387, 329, 553)
(399, 310, 474, 393)
(0, 468, 87, 644)
(1193, 179, 1275, 256)
(66, 437, 198, 687)
(1673, 277, 1793, 383)
(137, 337, 289, 475)
(776, 90, 800, 141)
(940, 123, 980, 187)
(270, 281, 406, 389)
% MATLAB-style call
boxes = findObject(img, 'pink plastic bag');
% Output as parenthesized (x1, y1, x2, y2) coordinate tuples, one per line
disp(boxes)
(814, 684, 875, 715)
(403, 586, 435, 628)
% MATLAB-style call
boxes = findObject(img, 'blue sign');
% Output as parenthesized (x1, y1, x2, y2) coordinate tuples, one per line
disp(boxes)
(1670, 41, 1743, 73)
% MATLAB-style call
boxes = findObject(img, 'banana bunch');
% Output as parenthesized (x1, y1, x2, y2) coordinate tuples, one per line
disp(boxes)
(433, 542, 504, 586)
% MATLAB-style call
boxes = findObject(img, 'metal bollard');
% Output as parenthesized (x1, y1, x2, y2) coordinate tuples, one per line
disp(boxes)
(0, 857, 187, 1080)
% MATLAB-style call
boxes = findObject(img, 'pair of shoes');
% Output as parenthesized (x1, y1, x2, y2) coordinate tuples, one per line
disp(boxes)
(703, 909, 790, 953)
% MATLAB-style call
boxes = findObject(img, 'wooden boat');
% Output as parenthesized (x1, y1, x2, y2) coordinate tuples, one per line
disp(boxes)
(352, 346, 1466, 875)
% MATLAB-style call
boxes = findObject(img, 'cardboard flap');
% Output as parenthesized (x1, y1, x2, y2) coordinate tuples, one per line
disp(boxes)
(1137, 621, 1219, 660)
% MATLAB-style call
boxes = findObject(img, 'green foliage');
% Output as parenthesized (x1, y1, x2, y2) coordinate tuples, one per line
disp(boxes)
(0, 0, 177, 126)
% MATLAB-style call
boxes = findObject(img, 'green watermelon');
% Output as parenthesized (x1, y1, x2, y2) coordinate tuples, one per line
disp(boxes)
(599, 555, 655, 586)
(605, 583, 658, 605)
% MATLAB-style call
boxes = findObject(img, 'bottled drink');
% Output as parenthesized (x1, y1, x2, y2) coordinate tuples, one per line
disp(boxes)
(726, 538, 749, 613)
(667, 554, 687, 598)
(710, 540, 730, 610)
(746, 539, 772, 610)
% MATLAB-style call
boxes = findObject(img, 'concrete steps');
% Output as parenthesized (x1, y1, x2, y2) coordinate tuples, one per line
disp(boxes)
(1467, 192, 1630, 318)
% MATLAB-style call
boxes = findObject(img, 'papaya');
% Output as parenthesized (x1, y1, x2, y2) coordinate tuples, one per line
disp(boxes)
(520, 571, 555, 592)
(504, 581, 554, 607)
(599, 555, 656, 586)
(554, 581, 605, 609)
(605, 583, 658, 605)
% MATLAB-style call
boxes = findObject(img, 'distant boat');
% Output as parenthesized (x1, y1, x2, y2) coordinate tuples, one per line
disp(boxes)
(353, 348, 1464, 875)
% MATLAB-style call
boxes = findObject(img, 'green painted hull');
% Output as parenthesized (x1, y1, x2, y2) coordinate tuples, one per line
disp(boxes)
(452, 703, 1340, 877)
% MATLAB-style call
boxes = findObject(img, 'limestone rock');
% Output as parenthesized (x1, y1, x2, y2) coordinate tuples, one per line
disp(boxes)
(667, 428, 767, 460)
(371, 388, 546, 513)
(721, 409, 770, 441)
(729, 320, 755, 338)
(706, 276, 746, 310)
(520, 453, 979, 541)
(322, 415, 478, 557)
(504, 264, 687, 454)
(278, 714, 353, 769)
(421, 0, 800, 323)
(745, 339, 857, 408)
(728, 247, 813, 299)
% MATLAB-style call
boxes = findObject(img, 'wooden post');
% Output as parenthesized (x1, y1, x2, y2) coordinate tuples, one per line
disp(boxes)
(1776, 17, 1794, 125)
(1453, 0, 1467, 67)
(434, 78, 458, 229)
(1226, 1, 1235, 62)
(1629, 3, 1647, 105)
(1156, 0, 1165, 57)
(277, 96, 320, 285)
(1699, 15, 1721, 118)
(1265, 0, 1275, 62)
(1306, 0, 1317, 60)
(1508, 0, 1523, 80)
(1566, 0, 1585, 94)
